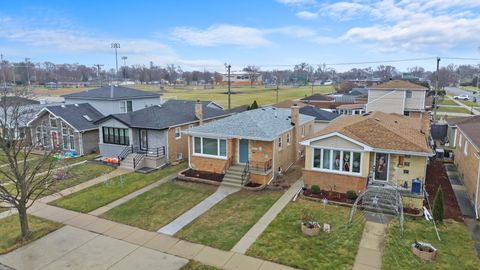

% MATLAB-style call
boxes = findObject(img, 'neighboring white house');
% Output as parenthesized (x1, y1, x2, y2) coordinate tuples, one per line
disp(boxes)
(63, 85, 162, 115)
(366, 80, 428, 118)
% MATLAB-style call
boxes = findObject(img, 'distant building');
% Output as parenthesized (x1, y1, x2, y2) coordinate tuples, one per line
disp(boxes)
(348, 78, 382, 88)
(221, 72, 262, 86)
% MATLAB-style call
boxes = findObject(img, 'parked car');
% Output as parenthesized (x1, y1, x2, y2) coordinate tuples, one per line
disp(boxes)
(453, 94, 469, 100)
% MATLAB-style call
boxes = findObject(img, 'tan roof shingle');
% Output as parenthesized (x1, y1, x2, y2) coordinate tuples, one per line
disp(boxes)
(370, 80, 428, 91)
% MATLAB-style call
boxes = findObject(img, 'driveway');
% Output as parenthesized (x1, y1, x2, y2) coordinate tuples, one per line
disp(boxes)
(0, 226, 188, 270)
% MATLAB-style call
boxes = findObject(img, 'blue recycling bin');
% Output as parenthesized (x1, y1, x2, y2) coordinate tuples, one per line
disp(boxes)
(411, 179, 422, 194)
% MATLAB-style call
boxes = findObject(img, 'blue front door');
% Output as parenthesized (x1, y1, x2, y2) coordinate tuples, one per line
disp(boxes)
(239, 139, 249, 164)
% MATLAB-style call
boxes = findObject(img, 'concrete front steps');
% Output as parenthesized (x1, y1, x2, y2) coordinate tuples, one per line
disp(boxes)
(360, 185, 401, 215)
(119, 153, 137, 171)
(222, 165, 249, 188)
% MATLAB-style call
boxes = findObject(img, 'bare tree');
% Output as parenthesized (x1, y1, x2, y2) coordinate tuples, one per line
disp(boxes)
(242, 65, 261, 88)
(0, 85, 57, 240)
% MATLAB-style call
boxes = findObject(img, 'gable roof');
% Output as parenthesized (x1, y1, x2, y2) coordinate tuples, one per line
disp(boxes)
(34, 103, 104, 131)
(0, 96, 40, 106)
(453, 115, 480, 151)
(95, 99, 229, 130)
(299, 106, 340, 122)
(300, 94, 334, 102)
(302, 111, 432, 154)
(185, 107, 315, 141)
(62, 86, 161, 100)
(369, 80, 428, 91)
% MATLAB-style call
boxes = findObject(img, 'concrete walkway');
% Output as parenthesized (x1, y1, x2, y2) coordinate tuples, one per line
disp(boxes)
(231, 179, 303, 254)
(89, 173, 177, 216)
(0, 202, 296, 270)
(352, 220, 388, 270)
(158, 185, 240, 235)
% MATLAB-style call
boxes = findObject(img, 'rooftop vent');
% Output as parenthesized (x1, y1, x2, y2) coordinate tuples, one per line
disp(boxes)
(82, 115, 92, 122)
(61, 104, 66, 108)
(74, 104, 79, 107)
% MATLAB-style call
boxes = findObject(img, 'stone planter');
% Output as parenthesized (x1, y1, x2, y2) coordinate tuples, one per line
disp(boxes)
(301, 222, 320, 236)
(411, 242, 437, 261)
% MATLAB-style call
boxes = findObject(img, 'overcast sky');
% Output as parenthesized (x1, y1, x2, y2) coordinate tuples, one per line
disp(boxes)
(1, 0, 480, 71)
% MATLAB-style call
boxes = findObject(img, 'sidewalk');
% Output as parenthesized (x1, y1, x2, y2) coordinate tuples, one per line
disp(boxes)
(352, 218, 388, 270)
(158, 185, 240, 235)
(20, 202, 296, 270)
(231, 179, 303, 254)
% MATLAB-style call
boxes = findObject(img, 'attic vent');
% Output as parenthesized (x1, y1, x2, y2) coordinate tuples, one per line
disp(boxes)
(82, 115, 92, 122)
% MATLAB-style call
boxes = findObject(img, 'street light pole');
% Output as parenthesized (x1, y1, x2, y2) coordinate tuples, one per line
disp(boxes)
(121, 56, 128, 81)
(111, 43, 120, 82)
(25, 58, 31, 88)
(434, 57, 440, 121)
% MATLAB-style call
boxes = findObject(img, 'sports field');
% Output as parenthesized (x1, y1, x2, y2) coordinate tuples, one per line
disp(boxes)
(33, 84, 335, 108)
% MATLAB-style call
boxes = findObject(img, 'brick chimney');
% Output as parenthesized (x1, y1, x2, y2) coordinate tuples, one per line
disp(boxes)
(291, 103, 300, 126)
(195, 99, 203, 124)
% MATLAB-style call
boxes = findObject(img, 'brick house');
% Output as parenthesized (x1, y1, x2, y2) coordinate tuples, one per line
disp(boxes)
(451, 115, 480, 219)
(300, 111, 434, 209)
(184, 106, 316, 186)
(27, 103, 104, 155)
(94, 99, 229, 171)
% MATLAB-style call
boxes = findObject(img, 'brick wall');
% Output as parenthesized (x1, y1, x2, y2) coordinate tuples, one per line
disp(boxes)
(303, 169, 368, 194)
(167, 124, 193, 162)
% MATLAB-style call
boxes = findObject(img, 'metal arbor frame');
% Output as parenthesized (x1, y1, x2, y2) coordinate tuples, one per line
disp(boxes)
(348, 184, 405, 237)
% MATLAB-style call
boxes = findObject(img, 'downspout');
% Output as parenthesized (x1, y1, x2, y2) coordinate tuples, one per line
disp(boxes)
(165, 129, 169, 162)
(79, 132, 84, 156)
(475, 157, 480, 220)
(187, 136, 191, 169)
(267, 140, 276, 185)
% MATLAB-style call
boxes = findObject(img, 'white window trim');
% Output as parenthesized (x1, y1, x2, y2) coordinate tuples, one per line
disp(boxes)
(175, 127, 181, 140)
(278, 136, 283, 150)
(119, 100, 133, 113)
(464, 141, 468, 156)
(373, 152, 390, 182)
(301, 126, 305, 138)
(287, 132, 291, 145)
(459, 133, 463, 147)
(192, 136, 228, 160)
(311, 147, 363, 176)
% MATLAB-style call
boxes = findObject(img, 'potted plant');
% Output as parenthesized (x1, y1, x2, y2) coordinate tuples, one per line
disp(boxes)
(300, 210, 320, 236)
(411, 241, 437, 261)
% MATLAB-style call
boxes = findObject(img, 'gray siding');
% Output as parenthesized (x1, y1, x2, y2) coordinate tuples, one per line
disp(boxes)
(366, 89, 405, 114)
(65, 97, 161, 115)
(404, 90, 426, 111)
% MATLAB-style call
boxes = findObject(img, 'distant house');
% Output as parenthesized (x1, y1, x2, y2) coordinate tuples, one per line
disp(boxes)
(299, 106, 341, 132)
(448, 115, 480, 218)
(27, 104, 104, 155)
(301, 93, 358, 110)
(366, 80, 428, 118)
(336, 103, 366, 115)
(63, 85, 162, 115)
(94, 100, 229, 171)
(301, 111, 433, 210)
(184, 106, 315, 186)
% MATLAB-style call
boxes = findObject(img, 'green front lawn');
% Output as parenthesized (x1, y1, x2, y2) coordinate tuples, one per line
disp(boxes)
(246, 199, 365, 270)
(383, 218, 480, 270)
(436, 98, 457, 106)
(459, 100, 480, 107)
(48, 163, 186, 213)
(102, 181, 216, 231)
(176, 190, 283, 251)
(181, 261, 219, 270)
(437, 106, 471, 114)
(0, 214, 62, 254)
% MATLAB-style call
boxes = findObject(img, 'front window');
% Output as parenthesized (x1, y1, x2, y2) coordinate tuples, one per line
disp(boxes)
(312, 148, 362, 174)
(193, 137, 227, 158)
(69, 129, 75, 150)
(62, 123, 69, 150)
(287, 132, 291, 144)
(119, 100, 133, 113)
(278, 137, 283, 149)
(103, 127, 129, 145)
(49, 115, 57, 127)
(406, 90, 412, 98)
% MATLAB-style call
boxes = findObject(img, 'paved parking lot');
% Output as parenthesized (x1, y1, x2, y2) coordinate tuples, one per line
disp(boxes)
(0, 226, 188, 270)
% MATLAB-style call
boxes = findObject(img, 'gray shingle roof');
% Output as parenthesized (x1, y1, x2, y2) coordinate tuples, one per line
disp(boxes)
(185, 107, 315, 141)
(44, 103, 104, 131)
(300, 106, 340, 122)
(62, 86, 161, 100)
(95, 99, 229, 130)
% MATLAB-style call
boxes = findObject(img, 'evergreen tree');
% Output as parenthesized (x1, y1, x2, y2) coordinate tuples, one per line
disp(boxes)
(432, 187, 444, 223)
(249, 100, 259, 110)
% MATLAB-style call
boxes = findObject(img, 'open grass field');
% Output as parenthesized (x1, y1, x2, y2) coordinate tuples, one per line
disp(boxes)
(49, 163, 186, 213)
(437, 106, 471, 114)
(176, 190, 283, 251)
(383, 218, 480, 270)
(0, 214, 62, 254)
(181, 261, 219, 270)
(246, 199, 365, 270)
(33, 84, 334, 108)
(102, 181, 217, 231)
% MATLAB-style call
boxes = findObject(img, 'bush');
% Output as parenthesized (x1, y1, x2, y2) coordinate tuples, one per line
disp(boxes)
(311, 185, 321, 194)
(432, 187, 444, 223)
(346, 190, 358, 200)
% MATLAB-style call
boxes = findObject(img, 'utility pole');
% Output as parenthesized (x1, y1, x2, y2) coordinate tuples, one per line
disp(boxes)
(111, 43, 120, 82)
(94, 64, 104, 86)
(121, 56, 128, 82)
(25, 58, 31, 88)
(0, 54, 5, 90)
(225, 63, 231, 110)
(434, 57, 440, 121)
